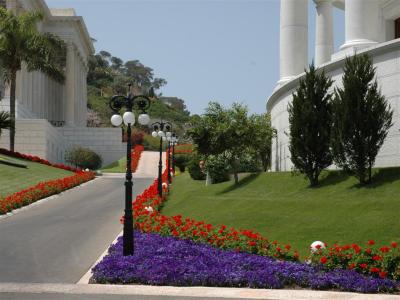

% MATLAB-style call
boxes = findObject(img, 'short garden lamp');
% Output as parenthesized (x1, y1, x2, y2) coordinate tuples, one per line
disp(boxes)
(151, 121, 172, 197)
(110, 84, 154, 256)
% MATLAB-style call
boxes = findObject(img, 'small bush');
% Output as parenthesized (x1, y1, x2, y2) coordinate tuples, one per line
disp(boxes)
(65, 146, 102, 170)
(238, 153, 262, 173)
(206, 154, 230, 184)
(188, 155, 206, 180)
(174, 155, 189, 172)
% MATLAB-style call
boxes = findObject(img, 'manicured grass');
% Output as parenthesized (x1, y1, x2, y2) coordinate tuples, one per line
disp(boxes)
(101, 156, 127, 173)
(0, 154, 74, 197)
(162, 169, 400, 257)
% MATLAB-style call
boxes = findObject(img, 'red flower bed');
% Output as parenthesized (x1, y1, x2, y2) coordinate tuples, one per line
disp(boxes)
(0, 171, 95, 215)
(131, 145, 144, 172)
(0, 148, 78, 172)
(0, 148, 97, 215)
(310, 241, 400, 280)
(174, 143, 193, 154)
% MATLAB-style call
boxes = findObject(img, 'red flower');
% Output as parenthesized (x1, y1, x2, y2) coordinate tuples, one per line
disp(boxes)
(372, 255, 382, 261)
(365, 248, 372, 254)
(359, 263, 368, 269)
(370, 267, 380, 273)
(284, 244, 291, 251)
(320, 256, 328, 264)
(379, 271, 388, 278)
(368, 240, 375, 245)
(348, 263, 356, 270)
(247, 241, 256, 247)
(391, 242, 398, 248)
(380, 246, 390, 253)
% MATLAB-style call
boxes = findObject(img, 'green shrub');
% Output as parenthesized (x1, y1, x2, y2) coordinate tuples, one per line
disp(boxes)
(188, 155, 206, 180)
(143, 134, 162, 151)
(238, 153, 262, 173)
(65, 146, 102, 170)
(174, 155, 189, 172)
(206, 154, 230, 184)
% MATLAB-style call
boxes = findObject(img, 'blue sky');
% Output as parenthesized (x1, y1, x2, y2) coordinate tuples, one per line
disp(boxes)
(47, 0, 345, 115)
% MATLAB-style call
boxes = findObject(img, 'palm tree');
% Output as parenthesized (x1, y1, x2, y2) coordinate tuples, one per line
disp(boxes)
(0, 111, 12, 137)
(0, 8, 65, 151)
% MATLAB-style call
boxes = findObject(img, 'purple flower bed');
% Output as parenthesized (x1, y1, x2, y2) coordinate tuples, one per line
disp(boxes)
(92, 231, 399, 293)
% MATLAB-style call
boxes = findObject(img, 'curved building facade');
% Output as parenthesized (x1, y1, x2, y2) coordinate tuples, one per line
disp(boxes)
(268, 0, 400, 171)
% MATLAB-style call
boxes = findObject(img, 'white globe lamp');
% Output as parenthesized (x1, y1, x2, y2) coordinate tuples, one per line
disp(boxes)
(158, 131, 165, 138)
(151, 131, 158, 138)
(138, 113, 150, 125)
(123, 111, 135, 125)
(166, 131, 172, 138)
(111, 114, 123, 127)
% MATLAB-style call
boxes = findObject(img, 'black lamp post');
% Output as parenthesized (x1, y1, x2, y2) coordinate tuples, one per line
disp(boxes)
(151, 121, 172, 197)
(171, 133, 178, 173)
(109, 84, 154, 256)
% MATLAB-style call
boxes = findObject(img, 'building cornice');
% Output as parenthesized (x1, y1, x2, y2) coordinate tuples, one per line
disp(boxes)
(267, 38, 400, 112)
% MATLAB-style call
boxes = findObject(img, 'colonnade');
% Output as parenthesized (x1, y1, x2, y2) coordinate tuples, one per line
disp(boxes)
(279, 0, 381, 83)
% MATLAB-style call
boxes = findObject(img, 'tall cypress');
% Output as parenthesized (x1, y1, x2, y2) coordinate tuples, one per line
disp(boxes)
(288, 63, 333, 186)
(331, 54, 393, 184)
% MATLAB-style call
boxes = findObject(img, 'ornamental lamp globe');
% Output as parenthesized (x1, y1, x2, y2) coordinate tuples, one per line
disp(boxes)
(138, 113, 150, 125)
(111, 114, 123, 127)
(123, 111, 135, 125)
(166, 131, 172, 138)
(151, 131, 158, 138)
(158, 131, 165, 138)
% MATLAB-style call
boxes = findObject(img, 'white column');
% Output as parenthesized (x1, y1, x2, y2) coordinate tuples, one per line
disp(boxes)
(315, 0, 333, 66)
(340, 0, 380, 50)
(279, 0, 308, 84)
(65, 43, 75, 126)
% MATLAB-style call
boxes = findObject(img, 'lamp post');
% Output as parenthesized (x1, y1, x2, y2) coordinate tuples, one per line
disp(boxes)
(109, 84, 153, 256)
(151, 121, 172, 197)
(171, 134, 178, 174)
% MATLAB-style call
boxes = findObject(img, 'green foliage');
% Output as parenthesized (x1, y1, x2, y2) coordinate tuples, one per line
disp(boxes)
(188, 102, 256, 184)
(237, 153, 262, 173)
(174, 154, 189, 172)
(331, 54, 393, 184)
(206, 154, 230, 184)
(143, 134, 162, 151)
(65, 146, 102, 170)
(0, 111, 12, 136)
(249, 113, 275, 172)
(187, 154, 206, 180)
(288, 63, 333, 186)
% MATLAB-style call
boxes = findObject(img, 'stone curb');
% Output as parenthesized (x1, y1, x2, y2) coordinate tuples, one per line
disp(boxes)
(0, 283, 398, 299)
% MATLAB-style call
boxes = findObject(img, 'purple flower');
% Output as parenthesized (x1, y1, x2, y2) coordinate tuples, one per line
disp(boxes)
(92, 231, 399, 293)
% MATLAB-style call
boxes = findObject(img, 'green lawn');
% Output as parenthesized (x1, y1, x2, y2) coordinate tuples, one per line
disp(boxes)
(0, 154, 73, 197)
(101, 156, 127, 173)
(162, 169, 400, 257)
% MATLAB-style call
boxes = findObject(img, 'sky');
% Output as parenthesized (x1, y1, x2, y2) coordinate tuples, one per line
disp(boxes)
(47, 0, 345, 115)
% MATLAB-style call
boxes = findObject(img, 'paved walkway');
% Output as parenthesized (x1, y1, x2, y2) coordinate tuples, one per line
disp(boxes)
(0, 151, 160, 283)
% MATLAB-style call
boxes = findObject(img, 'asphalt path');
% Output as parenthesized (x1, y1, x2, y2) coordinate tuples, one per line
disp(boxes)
(0, 176, 153, 283)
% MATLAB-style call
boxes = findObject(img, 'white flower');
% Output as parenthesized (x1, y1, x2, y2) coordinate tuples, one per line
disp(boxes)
(144, 206, 154, 212)
(162, 182, 168, 188)
(310, 241, 326, 253)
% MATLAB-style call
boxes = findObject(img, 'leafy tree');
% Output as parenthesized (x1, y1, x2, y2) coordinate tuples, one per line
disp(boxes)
(188, 102, 253, 184)
(288, 63, 333, 186)
(0, 8, 65, 151)
(331, 54, 393, 184)
(0, 111, 12, 136)
(250, 113, 276, 172)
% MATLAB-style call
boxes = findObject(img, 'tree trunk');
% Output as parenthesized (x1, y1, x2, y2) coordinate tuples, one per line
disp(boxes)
(233, 171, 239, 184)
(9, 71, 16, 152)
(206, 171, 212, 186)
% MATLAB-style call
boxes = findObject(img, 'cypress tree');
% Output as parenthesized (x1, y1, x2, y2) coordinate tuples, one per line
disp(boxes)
(331, 54, 393, 184)
(288, 63, 333, 186)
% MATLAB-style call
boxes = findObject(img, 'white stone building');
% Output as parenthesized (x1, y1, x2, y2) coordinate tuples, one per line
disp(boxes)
(268, 0, 400, 171)
(0, 0, 124, 166)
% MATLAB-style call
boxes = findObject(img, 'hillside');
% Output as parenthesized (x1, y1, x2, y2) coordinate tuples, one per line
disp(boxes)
(162, 169, 400, 257)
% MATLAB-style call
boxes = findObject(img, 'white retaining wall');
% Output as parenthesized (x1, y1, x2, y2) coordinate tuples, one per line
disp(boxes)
(0, 120, 125, 167)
